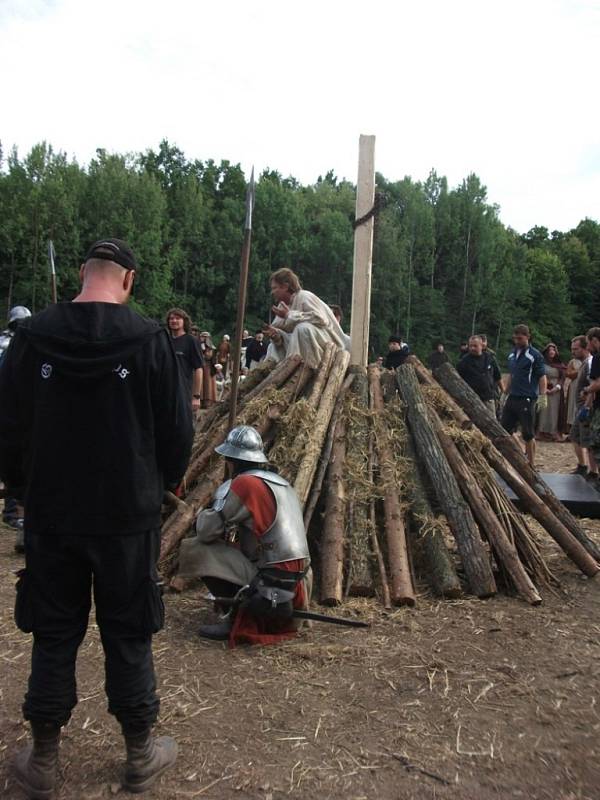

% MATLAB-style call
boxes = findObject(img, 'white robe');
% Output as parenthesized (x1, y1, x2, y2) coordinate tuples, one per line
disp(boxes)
(266, 290, 350, 369)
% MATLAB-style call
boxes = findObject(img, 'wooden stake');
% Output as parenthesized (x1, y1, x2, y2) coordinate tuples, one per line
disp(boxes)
(396, 365, 497, 598)
(369, 366, 416, 606)
(228, 169, 255, 430)
(349, 134, 376, 368)
(319, 414, 347, 606)
(434, 361, 600, 563)
(294, 349, 351, 507)
(429, 408, 542, 605)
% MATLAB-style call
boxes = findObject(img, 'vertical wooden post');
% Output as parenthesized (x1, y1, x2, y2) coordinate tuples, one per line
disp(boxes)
(349, 134, 376, 368)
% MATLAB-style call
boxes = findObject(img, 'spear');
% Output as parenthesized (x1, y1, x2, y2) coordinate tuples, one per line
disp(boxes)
(228, 168, 255, 430)
(48, 240, 57, 304)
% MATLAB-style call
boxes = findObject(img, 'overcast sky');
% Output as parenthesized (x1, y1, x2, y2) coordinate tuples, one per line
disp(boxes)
(1, 0, 598, 234)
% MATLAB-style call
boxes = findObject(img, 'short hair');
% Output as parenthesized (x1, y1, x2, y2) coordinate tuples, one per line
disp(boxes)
(513, 324, 530, 337)
(477, 333, 488, 343)
(587, 326, 600, 342)
(270, 268, 302, 294)
(572, 335, 588, 349)
(468, 335, 483, 343)
(166, 307, 192, 334)
(330, 304, 343, 321)
(389, 335, 402, 344)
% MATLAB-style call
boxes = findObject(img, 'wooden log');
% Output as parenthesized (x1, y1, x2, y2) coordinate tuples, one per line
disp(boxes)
(367, 433, 392, 608)
(304, 373, 356, 530)
(396, 365, 497, 598)
(345, 369, 375, 596)
(404, 437, 462, 599)
(406, 356, 472, 430)
(483, 443, 600, 577)
(319, 414, 347, 605)
(251, 363, 314, 438)
(197, 357, 277, 434)
(369, 366, 416, 606)
(184, 356, 303, 487)
(160, 470, 222, 565)
(294, 349, 351, 507)
(349, 134, 376, 368)
(433, 361, 600, 563)
(306, 343, 335, 409)
(428, 409, 542, 604)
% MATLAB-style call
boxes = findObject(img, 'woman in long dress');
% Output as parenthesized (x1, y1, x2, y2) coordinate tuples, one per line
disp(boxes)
(565, 341, 584, 430)
(536, 343, 567, 441)
(199, 332, 217, 409)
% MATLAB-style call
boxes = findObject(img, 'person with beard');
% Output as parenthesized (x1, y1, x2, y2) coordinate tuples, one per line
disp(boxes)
(166, 308, 203, 413)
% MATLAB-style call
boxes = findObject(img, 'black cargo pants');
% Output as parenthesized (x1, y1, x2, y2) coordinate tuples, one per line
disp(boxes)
(15, 529, 164, 733)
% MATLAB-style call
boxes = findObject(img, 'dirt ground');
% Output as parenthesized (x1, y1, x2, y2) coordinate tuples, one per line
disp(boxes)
(2, 441, 600, 800)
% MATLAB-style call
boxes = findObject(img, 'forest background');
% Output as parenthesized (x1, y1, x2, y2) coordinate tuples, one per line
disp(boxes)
(1, 140, 598, 363)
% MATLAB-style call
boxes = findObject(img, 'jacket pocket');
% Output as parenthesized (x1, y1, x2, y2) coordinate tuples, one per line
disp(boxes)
(14, 568, 35, 633)
(143, 578, 165, 635)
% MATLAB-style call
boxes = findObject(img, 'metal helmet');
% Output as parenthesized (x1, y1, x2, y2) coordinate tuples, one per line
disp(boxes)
(215, 425, 268, 463)
(8, 306, 32, 328)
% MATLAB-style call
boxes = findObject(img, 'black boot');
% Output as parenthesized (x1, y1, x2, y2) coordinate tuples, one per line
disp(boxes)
(13, 722, 61, 800)
(122, 729, 178, 793)
(198, 615, 233, 640)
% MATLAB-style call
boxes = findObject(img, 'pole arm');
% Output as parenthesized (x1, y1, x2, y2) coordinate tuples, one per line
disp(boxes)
(228, 168, 256, 431)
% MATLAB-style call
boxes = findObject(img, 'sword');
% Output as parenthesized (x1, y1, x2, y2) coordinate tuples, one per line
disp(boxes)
(211, 596, 370, 629)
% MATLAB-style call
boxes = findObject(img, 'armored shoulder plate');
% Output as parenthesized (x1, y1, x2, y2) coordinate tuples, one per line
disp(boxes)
(212, 479, 232, 512)
(242, 469, 289, 487)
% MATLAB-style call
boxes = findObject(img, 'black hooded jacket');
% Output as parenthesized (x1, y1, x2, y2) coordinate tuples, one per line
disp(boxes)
(0, 302, 193, 536)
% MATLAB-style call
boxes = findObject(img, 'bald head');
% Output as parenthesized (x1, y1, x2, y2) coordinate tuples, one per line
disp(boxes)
(75, 258, 135, 304)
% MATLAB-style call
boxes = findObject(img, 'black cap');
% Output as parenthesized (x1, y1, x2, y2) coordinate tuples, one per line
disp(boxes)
(85, 238, 138, 270)
(388, 335, 402, 344)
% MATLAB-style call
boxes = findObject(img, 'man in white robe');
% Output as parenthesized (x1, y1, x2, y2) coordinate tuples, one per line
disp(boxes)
(264, 268, 350, 369)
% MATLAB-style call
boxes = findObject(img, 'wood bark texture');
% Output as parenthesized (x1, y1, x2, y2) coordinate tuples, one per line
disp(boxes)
(429, 409, 542, 605)
(484, 444, 599, 577)
(396, 364, 497, 598)
(319, 414, 347, 605)
(369, 366, 416, 606)
(434, 361, 600, 563)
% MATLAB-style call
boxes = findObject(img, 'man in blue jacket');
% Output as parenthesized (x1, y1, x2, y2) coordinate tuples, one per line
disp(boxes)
(501, 324, 547, 467)
(0, 239, 193, 797)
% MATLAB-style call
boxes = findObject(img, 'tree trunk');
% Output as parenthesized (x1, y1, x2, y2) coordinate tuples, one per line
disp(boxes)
(185, 358, 303, 485)
(344, 369, 375, 596)
(396, 365, 497, 598)
(197, 356, 284, 434)
(406, 356, 472, 430)
(369, 366, 416, 606)
(294, 349, 350, 507)
(306, 343, 335, 409)
(319, 415, 347, 606)
(433, 362, 600, 563)
(404, 437, 461, 598)
(429, 409, 542, 604)
(303, 373, 355, 530)
(484, 444, 599, 578)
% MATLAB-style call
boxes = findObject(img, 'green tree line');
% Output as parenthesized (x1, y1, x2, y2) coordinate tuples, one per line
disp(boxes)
(1, 140, 598, 362)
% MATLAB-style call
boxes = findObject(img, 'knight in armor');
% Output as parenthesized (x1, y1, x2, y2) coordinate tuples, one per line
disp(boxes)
(1, 306, 32, 546)
(176, 425, 312, 644)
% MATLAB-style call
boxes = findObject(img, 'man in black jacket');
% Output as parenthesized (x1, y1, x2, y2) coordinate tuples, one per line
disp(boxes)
(457, 335, 504, 413)
(384, 335, 410, 370)
(0, 239, 193, 797)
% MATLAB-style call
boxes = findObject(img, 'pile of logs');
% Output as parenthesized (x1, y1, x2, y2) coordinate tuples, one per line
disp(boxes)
(159, 350, 600, 608)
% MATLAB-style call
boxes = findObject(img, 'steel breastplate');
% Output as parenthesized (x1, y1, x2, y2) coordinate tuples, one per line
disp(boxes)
(240, 470, 310, 567)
